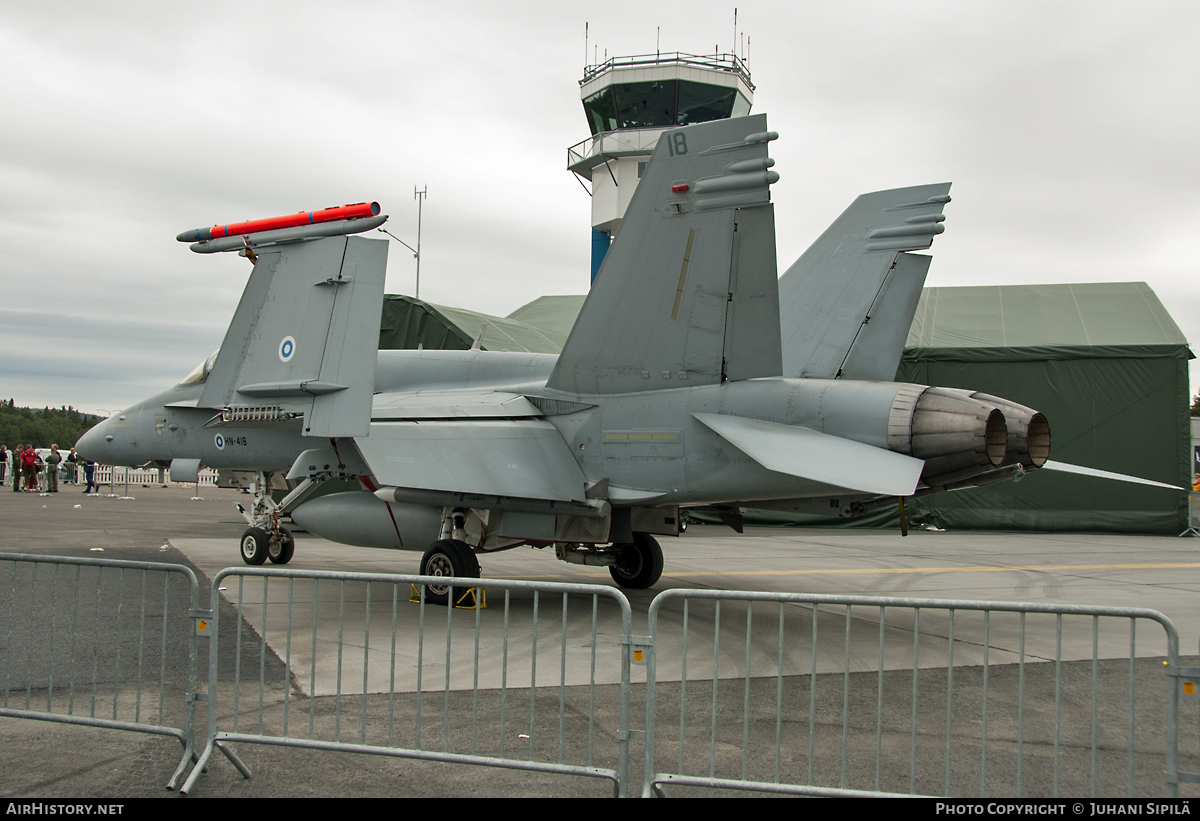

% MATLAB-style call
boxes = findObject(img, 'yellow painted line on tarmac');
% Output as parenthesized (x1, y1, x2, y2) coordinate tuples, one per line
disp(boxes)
(657, 562, 1200, 579)
(487, 562, 1200, 581)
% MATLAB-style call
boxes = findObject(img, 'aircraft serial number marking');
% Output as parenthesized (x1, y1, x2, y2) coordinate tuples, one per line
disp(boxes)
(665, 132, 688, 157)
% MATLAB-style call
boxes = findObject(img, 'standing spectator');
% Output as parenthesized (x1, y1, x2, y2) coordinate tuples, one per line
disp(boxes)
(21, 445, 37, 491)
(45, 445, 62, 492)
(82, 457, 97, 494)
(10, 445, 20, 492)
(66, 447, 78, 484)
(0, 444, 7, 487)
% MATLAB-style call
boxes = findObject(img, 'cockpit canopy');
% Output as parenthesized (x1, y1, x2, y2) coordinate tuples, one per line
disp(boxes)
(178, 350, 219, 386)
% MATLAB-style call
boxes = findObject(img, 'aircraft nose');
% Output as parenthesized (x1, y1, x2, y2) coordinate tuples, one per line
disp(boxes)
(76, 418, 110, 462)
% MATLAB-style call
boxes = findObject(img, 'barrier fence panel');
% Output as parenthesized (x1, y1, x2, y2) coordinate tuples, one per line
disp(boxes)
(181, 568, 634, 797)
(1181, 493, 1200, 537)
(91, 465, 219, 489)
(0, 552, 202, 790)
(642, 590, 1183, 798)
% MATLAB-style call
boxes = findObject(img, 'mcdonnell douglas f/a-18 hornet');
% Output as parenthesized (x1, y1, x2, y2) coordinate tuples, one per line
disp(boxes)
(78, 114, 1178, 604)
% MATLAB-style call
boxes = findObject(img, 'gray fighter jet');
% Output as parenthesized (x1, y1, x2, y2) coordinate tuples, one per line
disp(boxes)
(80, 114, 1160, 603)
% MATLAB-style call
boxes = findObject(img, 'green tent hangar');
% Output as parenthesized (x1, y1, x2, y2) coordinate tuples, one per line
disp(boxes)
(895, 282, 1192, 534)
(374, 283, 1192, 535)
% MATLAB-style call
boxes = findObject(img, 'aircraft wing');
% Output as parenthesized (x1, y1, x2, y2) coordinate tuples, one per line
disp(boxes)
(693, 412, 925, 497)
(354, 418, 588, 503)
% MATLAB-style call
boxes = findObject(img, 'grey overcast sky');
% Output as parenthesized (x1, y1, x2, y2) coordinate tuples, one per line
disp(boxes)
(2, 2, 1198, 414)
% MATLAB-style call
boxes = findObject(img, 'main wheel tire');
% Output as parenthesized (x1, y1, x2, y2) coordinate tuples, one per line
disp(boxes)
(608, 532, 664, 589)
(268, 527, 295, 565)
(419, 539, 480, 606)
(240, 527, 269, 566)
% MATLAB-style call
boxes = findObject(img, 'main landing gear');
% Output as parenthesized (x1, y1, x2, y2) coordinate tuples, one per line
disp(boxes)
(419, 539, 481, 606)
(607, 533, 664, 589)
(554, 532, 665, 590)
(417, 507, 481, 606)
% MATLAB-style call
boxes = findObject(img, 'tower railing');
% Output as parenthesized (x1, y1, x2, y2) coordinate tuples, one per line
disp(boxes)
(567, 128, 666, 178)
(580, 52, 753, 89)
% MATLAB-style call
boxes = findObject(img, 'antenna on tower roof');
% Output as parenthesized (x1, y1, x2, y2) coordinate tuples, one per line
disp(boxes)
(585, 22, 589, 69)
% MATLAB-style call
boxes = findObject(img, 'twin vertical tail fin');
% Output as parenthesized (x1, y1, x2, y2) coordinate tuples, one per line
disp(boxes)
(197, 235, 388, 437)
(778, 183, 952, 381)
(547, 114, 783, 395)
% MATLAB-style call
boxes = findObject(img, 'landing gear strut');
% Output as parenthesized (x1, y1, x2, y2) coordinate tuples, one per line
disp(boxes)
(417, 507, 481, 605)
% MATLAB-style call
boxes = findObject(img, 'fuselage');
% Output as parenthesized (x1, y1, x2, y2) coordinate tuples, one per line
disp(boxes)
(78, 348, 916, 507)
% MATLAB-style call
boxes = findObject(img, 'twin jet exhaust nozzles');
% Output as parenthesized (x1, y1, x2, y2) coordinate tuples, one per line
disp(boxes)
(891, 386, 1050, 489)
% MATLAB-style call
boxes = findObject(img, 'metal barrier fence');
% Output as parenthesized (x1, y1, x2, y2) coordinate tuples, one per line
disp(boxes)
(3, 553, 1194, 798)
(92, 465, 219, 489)
(1181, 493, 1200, 537)
(0, 552, 201, 790)
(642, 590, 1183, 799)
(180, 567, 634, 796)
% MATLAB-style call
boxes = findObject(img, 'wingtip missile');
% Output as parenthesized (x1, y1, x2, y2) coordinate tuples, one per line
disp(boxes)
(176, 201, 381, 243)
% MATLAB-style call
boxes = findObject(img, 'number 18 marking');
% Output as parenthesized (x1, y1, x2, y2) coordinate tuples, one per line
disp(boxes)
(666, 132, 688, 157)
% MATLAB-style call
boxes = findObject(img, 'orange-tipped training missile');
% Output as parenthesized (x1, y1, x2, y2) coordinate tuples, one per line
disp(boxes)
(176, 201, 381, 243)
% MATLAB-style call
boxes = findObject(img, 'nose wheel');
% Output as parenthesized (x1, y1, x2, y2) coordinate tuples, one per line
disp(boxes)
(241, 526, 295, 566)
(240, 527, 269, 565)
(236, 471, 297, 566)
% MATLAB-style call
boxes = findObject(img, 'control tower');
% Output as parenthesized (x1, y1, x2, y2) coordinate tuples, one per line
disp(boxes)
(567, 52, 755, 284)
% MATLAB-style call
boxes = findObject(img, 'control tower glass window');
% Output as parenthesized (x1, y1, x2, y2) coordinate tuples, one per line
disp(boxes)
(676, 82, 738, 125)
(614, 80, 678, 129)
(731, 93, 751, 119)
(582, 88, 618, 135)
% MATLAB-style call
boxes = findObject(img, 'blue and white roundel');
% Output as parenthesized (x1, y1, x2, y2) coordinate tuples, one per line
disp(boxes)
(214, 433, 225, 450)
(279, 336, 296, 362)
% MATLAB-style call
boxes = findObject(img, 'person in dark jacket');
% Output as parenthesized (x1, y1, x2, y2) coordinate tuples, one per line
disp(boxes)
(83, 458, 97, 494)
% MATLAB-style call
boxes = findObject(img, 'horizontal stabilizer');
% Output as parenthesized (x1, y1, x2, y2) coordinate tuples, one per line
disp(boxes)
(1040, 460, 1184, 490)
(693, 412, 925, 496)
(354, 419, 587, 502)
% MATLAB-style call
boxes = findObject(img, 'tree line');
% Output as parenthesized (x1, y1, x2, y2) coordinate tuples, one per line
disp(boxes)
(0, 400, 100, 449)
